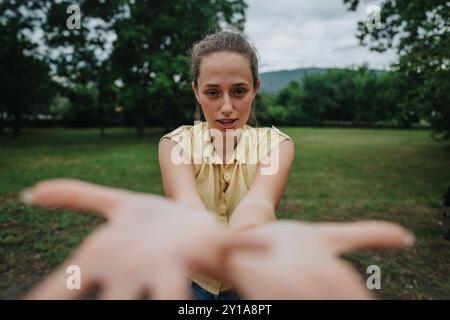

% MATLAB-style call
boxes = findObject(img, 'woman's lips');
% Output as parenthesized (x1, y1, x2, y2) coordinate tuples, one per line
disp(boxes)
(216, 119, 238, 130)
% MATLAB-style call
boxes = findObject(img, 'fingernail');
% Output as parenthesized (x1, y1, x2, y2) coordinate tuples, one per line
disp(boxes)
(20, 188, 34, 205)
(404, 234, 415, 247)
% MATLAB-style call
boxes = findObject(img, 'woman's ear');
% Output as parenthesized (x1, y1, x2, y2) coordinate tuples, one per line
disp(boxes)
(253, 79, 261, 97)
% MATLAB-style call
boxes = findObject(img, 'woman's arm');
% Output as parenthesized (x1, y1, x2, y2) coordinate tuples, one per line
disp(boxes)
(158, 138, 208, 213)
(228, 140, 294, 231)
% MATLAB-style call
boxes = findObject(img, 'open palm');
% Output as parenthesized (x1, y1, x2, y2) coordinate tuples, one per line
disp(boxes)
(23, 179, 259, 299)
(223, 220, 413, 299)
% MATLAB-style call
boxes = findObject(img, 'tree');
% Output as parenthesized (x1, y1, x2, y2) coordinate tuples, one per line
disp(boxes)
(96, 60, 119, 136)
(43, 1, 247, 137)
(255, 93, 282, 126)
(275, 81, 299, 125)
(0, 0, 56, 137)
(43, 0, 123, 135)
(110, 0, 247, 136)
(300, 70, 357, 125)
(343, 0, 450, 138)
(1, 1, 247, 136)
(267, 67, 410, 127)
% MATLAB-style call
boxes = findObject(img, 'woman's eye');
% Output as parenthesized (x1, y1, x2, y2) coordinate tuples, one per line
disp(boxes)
(205, 90, 219, 97)
(233, 89, 247, 96)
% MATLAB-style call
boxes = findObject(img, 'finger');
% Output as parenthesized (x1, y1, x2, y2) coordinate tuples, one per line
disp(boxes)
(24, 251, 97, 300)
(187, 231, 269, 279)
(20, 179, 129, 219)
(150, 266, 190, 300)
(220, 230, 269, 254)
(318, 220, 415, 254)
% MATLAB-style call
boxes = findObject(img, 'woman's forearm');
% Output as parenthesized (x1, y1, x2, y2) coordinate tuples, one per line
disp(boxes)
(228, 198, 276, 231)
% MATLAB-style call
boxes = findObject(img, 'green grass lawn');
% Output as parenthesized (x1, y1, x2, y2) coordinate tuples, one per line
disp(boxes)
(1, 127, 449, 299)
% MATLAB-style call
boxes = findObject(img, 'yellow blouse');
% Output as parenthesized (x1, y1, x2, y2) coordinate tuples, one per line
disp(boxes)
(160, 121, 291, 295)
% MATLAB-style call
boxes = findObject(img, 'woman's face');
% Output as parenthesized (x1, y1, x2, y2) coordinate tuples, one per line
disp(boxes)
(192, 51, 260, 132)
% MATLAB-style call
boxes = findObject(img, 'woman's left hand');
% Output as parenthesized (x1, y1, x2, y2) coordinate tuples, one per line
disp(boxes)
(223, 220, 414, 299)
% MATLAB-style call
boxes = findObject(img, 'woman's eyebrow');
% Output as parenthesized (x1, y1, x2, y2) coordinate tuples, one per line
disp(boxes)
(232, 82, 249, 87)
(202, 82, 249, 88)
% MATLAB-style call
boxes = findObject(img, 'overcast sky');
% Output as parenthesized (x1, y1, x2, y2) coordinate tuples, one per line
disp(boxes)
(244, 0, 397, 72)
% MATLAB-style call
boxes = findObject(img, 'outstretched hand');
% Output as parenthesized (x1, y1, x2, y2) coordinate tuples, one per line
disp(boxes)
(221, 220, 414, 299)
(22, 179, 262, 300)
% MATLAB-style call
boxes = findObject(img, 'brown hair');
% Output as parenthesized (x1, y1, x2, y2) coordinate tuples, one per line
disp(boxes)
(190, 31, 259, 125)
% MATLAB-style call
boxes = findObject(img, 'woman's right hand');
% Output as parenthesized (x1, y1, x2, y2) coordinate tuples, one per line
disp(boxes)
(22, 179, 262, 300)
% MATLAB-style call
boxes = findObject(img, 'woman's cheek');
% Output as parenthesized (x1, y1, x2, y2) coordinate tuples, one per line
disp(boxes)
(239, 98, 253, 115)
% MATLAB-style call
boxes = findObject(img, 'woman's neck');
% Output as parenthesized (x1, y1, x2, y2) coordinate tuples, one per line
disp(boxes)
(210, 129, 243, 164)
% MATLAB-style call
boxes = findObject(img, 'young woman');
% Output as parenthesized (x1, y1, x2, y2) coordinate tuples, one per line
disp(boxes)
(19, 32, 414, 301)
(158, 31, 295, 299)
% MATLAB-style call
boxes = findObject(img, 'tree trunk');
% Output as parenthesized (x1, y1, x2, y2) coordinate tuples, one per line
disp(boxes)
(13, 110, 21, 138)
(163, 103, 175, 133)
(136, 116, 145, 138)
(0, 108, 4, 136)
(100, 123, 105, 137)
(99, 104, 105, 137)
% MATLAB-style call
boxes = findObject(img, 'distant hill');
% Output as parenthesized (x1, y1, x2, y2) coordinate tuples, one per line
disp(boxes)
(259, 67, 385, 94)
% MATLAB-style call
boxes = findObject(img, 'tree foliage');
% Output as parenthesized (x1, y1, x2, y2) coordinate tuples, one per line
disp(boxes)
(256, 67, 417, 127)
(0, 0, 56, 137)
(343, 0, 450, 138)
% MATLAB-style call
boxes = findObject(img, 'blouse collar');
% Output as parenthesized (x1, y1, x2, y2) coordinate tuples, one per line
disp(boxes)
(193, 121, 256, 165)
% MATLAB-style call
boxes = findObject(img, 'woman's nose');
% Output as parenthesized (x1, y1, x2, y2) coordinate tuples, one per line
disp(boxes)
(221, 95, 234, 115)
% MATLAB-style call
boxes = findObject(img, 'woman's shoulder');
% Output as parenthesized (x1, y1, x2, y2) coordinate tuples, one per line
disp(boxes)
(248, 125, 292, 145)
(244, 125, 292, 161)
(160, 122, 205, 142)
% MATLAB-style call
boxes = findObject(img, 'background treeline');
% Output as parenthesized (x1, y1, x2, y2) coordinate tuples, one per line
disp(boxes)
(256, 66, 420, 128)
(0, 0, 448, 138)
(0, 0, 248, 137)
(10, 66, 421, 131)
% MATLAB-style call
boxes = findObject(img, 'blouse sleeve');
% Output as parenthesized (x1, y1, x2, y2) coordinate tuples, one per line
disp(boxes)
(257, 126, 292, 164)
(160, 126, 194, 164)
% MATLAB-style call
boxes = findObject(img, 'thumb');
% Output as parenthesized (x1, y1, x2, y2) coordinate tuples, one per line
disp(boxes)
(318, 220, 415, 254)
(187, 230, 268, 280)
(20, 179, 130, 220)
